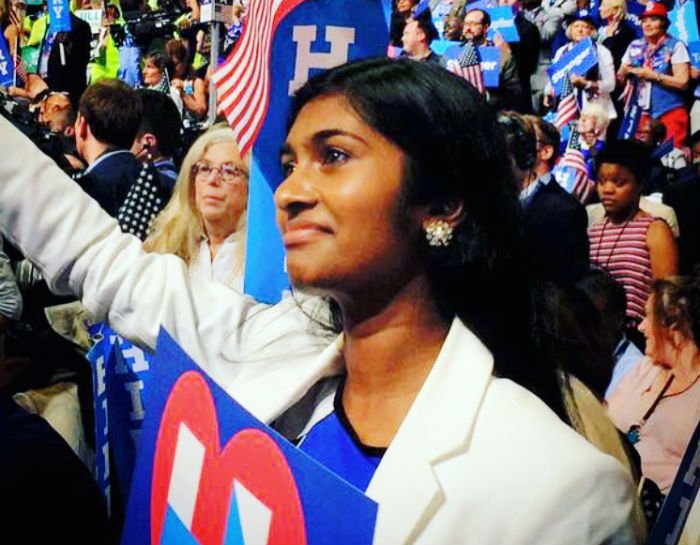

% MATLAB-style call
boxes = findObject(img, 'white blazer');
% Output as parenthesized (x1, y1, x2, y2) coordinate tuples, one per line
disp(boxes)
(0, 116, 638, 544)
(549, 41, 618, 120)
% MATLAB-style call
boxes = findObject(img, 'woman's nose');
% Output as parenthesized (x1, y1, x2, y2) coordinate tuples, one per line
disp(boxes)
(274, 163, 318, 218)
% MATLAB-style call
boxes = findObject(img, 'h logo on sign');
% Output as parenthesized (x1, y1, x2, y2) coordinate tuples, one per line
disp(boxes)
(288, 25, 356, 95)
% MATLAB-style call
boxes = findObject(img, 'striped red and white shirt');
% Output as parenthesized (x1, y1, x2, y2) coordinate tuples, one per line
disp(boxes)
(588, 213, 655, 325)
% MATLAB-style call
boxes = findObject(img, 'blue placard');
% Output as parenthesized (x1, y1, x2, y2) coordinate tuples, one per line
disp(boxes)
(480, 45, 501, 87)
(647, 417, 700, 544)
(243, 0, 390, 304)
(431, 39, 461, 55)
(625, 0, 645, 38)
(87, 324, 155, 513)
(485, 6, 520, 43)
(442, 44, 501, 88)
(0, 30, 14, 87)
(669, 0, 700, 68)
(48, 0, 72, 32)
(121, 328, 378, 545)
(547, 37, 598, 96)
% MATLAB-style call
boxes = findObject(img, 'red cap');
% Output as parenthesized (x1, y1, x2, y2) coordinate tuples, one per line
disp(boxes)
(641, 2, 669, 19)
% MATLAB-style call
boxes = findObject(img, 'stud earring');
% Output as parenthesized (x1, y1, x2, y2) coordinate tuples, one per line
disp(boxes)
(424, 219, 453, 247)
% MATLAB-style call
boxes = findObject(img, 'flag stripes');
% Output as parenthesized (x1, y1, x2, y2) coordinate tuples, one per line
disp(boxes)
(213, 0, 307, 155)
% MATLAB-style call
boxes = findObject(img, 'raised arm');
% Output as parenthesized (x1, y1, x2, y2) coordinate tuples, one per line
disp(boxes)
(0, 117, 327, 388)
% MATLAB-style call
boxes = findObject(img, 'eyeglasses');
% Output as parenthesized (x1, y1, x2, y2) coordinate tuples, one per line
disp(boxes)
(464, 21, 485, 27)
(193, 161, 248, 185)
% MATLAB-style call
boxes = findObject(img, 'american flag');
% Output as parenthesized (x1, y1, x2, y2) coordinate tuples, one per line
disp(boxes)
(619, 78, 636, 113)
(447, 42, 485, 94)
(555, 75, 578, 130)
(558, 126, 593, 203)
(8, 5, 26, 86)
(616, 77, 641, 140)
(213, 0, 308, 156)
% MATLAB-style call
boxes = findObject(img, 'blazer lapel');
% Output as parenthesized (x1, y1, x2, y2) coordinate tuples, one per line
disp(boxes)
(366, 319, 494, 544)
(225, 335, 345, 424)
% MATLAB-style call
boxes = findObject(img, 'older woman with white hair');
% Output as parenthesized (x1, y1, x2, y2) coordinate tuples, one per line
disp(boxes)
(144, 126, 248, 291)
(546, 10, 617, 122)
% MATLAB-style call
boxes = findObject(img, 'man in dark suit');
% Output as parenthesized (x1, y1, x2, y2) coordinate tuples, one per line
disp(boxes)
(662, 131, 700, 274)
(40, 13, 92, 108)
(523, 117, 590, 283)
(74, 80, 143, 218)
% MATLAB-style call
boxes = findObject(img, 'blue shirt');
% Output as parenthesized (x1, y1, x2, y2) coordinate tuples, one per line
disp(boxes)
(297, 379, 384, 492)
(605, 335, 644, 399)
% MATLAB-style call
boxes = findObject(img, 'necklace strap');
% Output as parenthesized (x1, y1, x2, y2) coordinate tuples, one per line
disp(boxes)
(640, 373, 675, 425)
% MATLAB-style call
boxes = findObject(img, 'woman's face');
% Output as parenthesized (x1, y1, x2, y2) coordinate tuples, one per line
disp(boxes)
(397, 0, 413, 14)
(142, 60, 162, 87)
(194, 141, 248, 235)
(599, 0, 616, 21)
(276, 94, 427, 298)
(596, 163, 641, 221)
(639, 296, 675, 365)
(569, 20, 594, 42)
(642, 16, 666, 41)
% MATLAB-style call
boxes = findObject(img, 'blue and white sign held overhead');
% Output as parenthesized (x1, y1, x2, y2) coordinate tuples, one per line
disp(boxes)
(49, 0, 72, 32)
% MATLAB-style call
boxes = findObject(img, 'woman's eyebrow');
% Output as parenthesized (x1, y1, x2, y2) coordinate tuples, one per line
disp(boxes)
(281, 129, 369, 159)
(311, 129, 368, 147)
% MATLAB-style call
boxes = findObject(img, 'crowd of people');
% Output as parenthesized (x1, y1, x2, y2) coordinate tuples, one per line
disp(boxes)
(1, 0, 700, 543)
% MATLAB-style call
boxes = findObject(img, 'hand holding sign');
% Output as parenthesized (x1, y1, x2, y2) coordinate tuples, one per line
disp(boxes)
(547, 38, 598, 96)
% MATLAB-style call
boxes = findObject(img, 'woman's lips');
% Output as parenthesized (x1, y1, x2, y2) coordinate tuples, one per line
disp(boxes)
(283, 221, 332, 247)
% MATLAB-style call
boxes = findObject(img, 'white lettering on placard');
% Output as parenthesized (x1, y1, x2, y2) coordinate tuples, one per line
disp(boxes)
(552, 48, 592, 84)
(96, 355, 107, 395)
(122, 345, 150, 372)
(0, 61, 7, 76)
(124, 380, 146, 421)
(666, 497, 692, 545)
(481, 61, 498, 71)
(288, 25, 356, 96)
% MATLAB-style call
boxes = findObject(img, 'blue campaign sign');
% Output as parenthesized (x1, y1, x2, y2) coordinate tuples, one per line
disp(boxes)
(87, 324, 155, 512)
(442, 43, 501, 88)
(480, 45, 501, 88)
(689, 42, 700, 70)
(625, 1, 645, 38)
(431, 39, 461, 55)
(547, 37, 598, 96)
(0, 31, 14, 87)
(243, 0, 390, 304)
(485, 6, 520, 43)
(669, 0, 700, 68)
(48, 0, 72, 32)
(122, 328, 378, 545)
(647, 417, 700, 544)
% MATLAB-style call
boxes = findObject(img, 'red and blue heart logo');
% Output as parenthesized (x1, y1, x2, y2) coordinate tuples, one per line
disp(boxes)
(151, 371, 307, 545)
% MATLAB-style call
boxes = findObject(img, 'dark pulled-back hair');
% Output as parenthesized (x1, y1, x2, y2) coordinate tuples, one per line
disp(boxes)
(79, 80, 143, 150)
(289, 58, 567, 420)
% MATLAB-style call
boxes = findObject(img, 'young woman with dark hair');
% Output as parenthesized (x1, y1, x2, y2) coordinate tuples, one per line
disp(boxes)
(0, 58, 637, 544)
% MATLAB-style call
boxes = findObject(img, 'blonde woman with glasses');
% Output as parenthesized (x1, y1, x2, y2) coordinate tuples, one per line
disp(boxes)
(144, 126, 248, 291)
(598, 0, 636, 72)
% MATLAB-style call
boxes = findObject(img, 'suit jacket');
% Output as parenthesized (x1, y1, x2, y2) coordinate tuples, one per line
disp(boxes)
(0, 115, 637, 545)
(510, 13, 540, 113)
(663, 170, 700, 274)
(44, 14, 92, 107)
(78, 150, 140, 218)
(524, 176, 590, 284)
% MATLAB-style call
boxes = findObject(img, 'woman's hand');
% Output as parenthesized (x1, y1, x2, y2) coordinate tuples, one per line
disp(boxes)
(633, 66, 656, 81)
(171, 78, 185, 92)
(570, 74, 587, 88)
